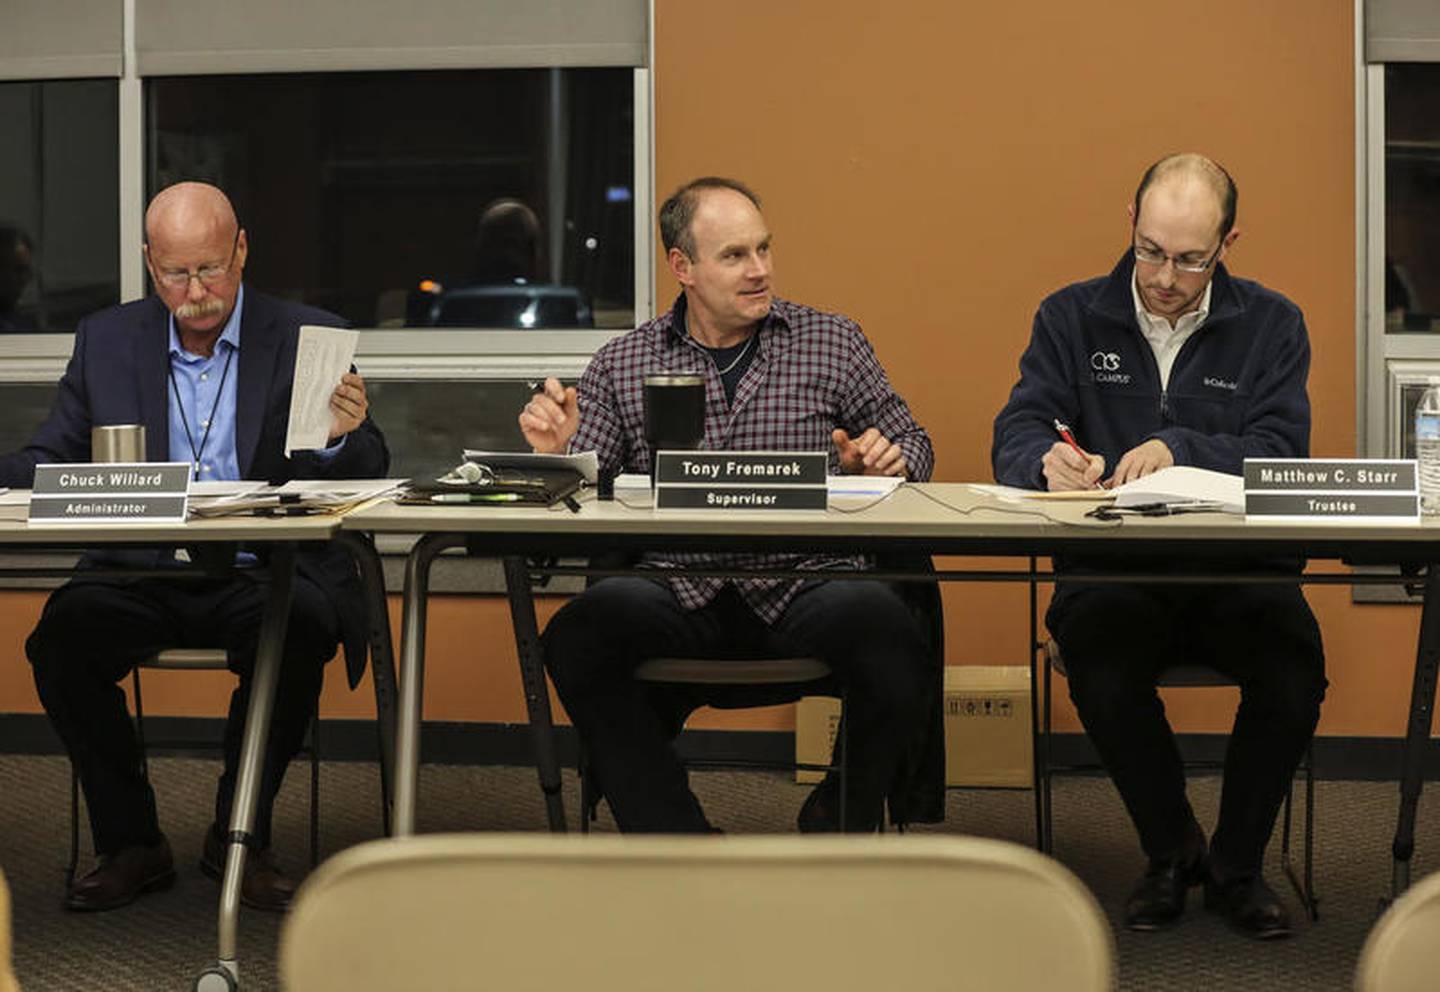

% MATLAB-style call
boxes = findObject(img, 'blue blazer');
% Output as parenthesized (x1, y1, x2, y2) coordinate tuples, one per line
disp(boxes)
(0, 289, 390, 687)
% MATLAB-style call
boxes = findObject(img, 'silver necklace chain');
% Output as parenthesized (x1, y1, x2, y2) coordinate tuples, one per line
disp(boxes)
(710, 334, 756, 376)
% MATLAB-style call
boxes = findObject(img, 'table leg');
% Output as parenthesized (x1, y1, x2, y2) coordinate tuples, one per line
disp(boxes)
(209, 543, 296, 987)
(502, 557, 567, 832)
(1392, 563, 1440, 898)
(1027, 558, 1048, 852)
(392, 533, 458, 837)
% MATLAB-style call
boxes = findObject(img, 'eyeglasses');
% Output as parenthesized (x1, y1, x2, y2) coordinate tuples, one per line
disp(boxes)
(153, 233, 240, 289)
(1132, 239, 1223, 274)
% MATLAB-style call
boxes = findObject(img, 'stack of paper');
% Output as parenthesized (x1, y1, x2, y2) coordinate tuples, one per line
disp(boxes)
(1111, 466, 1244, 514)
(189, 479, 404, 517)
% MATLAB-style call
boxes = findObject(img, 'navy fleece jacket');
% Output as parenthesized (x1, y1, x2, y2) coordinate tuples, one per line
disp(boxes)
(992, 252, 1311, 489)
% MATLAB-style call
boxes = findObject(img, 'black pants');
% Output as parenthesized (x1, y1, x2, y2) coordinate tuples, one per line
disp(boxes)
(26, 573, 340, 856)
(543, 577, 929, 832)
(1047, 581, 1326, 875)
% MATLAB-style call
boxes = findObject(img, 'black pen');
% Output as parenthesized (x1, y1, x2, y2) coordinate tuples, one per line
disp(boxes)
(1125, 501, 1223, 516)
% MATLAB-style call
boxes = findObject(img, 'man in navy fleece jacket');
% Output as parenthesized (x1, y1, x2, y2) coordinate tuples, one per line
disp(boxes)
(992, 154, 1325, 940)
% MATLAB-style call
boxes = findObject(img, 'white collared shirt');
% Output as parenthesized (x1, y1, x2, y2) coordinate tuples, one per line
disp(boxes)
(1130, 270, 1212, 390)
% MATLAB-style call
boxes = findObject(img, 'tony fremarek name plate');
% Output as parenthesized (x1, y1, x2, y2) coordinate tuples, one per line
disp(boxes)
(1243, 458, 1418, 523)
(30, 462, 191, 524)
(654, 451, 827, 511)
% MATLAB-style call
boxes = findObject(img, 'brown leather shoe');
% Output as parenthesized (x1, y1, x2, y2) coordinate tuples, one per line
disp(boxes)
(66, 837, 175, 912)
(199, 825, 297, 912)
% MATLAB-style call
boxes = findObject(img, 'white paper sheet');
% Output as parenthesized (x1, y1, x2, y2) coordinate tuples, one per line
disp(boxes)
(1111, 466, 1245, 514)
(285, 325, 360, 455)
(968, 483, 1041, 504)
(828, 474, 904, 509)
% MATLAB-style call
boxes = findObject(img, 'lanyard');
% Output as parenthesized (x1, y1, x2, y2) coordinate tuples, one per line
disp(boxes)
(168, 346, 235, 481)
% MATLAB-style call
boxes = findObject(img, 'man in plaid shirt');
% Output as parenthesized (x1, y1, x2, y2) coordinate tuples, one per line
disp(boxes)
(520, 177, 934, 832)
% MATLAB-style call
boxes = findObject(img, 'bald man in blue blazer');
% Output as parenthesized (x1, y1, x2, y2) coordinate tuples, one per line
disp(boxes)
(2, 182, 388, 913)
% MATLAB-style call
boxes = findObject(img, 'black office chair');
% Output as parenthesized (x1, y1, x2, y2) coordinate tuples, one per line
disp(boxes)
(66, 648, 321, 884)
(575, 552, 947, 834)
(578, 655, 853, 831)
(1036, 638, 1318, 921)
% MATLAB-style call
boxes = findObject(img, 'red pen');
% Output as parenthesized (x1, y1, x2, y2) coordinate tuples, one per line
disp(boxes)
(1053, 419, 1104, 489)
(1053, 419, 1087, 458)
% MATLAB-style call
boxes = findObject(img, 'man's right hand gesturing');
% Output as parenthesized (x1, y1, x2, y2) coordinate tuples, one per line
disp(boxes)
(518, 377, 580, 454)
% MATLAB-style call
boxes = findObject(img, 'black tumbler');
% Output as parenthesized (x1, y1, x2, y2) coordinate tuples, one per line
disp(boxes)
(644, 373, 706, 482)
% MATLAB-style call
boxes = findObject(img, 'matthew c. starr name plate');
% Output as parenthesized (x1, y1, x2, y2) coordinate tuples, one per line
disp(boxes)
(654, 451, 827, 511)
(1243, 458, 1418, 523)
(30, 462, 191, 524)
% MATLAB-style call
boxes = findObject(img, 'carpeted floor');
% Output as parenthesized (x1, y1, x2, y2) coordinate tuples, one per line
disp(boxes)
(1, 753, 1435, 991)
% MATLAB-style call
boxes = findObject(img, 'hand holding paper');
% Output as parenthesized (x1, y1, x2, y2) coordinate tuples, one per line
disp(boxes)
(328, 371, 369, 442)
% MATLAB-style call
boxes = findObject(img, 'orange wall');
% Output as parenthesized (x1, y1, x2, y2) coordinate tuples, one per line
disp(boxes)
(0, 2, 1416, 740)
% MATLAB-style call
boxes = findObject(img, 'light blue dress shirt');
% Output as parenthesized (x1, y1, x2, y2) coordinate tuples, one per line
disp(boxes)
(167, 286, 244, 481)
(166, 285, 343, 481)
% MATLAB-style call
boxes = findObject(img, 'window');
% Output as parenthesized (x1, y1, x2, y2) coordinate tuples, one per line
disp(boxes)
(0, 0, 651, 584)
(0, 78, 119, 334)
(146, 69, 635, 331)
(1384, 64, 1440, 335)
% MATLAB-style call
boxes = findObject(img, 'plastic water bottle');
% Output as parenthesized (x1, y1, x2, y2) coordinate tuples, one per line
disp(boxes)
(1417, 379, 1440, 515)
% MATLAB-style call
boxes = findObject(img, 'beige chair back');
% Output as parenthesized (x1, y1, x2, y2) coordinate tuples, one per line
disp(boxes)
(1356, 869, 1440, 991)
(0, 867, 19, 992)
(281, 833, 1113, 992)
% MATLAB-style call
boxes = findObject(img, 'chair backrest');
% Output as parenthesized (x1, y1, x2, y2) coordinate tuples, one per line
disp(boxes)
(0, 867, 18, 992)
(281, 833, 1113, 992)
(1356, 869, 1440, 992)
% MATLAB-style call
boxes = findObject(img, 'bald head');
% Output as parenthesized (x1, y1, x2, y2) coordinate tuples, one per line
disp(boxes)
(144, 182, 239, 251)
(143, 182, 248, 349)
(1133, 153, 1237, 241)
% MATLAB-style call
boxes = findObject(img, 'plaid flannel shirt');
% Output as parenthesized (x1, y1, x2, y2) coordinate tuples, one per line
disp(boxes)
(570, 295, 934, 623)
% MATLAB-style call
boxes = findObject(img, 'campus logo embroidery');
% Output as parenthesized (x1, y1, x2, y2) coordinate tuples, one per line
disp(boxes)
(1203, 376, 1238, 391)
(1090, 351, 1130, 385)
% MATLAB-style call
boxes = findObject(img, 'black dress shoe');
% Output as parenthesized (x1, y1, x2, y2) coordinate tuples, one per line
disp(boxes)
(1124, 855, 1205, 931)
(66, 837, 175, 912)
(199, 825, 297, 912)
(1204, 872, 1293, 939)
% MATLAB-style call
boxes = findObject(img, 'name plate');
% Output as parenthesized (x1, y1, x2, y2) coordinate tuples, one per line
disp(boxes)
(654, 451, 827, 511)
(1243, 458, 1418, 523)
(31, 462, 191, 524)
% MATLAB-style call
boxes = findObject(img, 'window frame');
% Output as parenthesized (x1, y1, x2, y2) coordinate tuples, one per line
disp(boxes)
(1359, 55, 1440, 459)
(0, 0, 655, 387)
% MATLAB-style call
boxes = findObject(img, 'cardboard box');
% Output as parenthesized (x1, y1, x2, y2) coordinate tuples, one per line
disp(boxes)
(944, 665, 1033, 788)
(794, 695, 842, 784)
(794, 665, 1033, 788)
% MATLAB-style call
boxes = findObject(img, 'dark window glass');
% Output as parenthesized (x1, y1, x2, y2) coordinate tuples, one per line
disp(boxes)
(0, 79, 120, 334)
(1385, 64, 1440, 334)
(366, 379, 531, 480)
(0, 383, 60, 451)
(147, 69, 634, 330)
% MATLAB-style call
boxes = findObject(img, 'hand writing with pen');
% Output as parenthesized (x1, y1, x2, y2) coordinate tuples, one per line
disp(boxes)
(1043, 420, 1173, 491)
